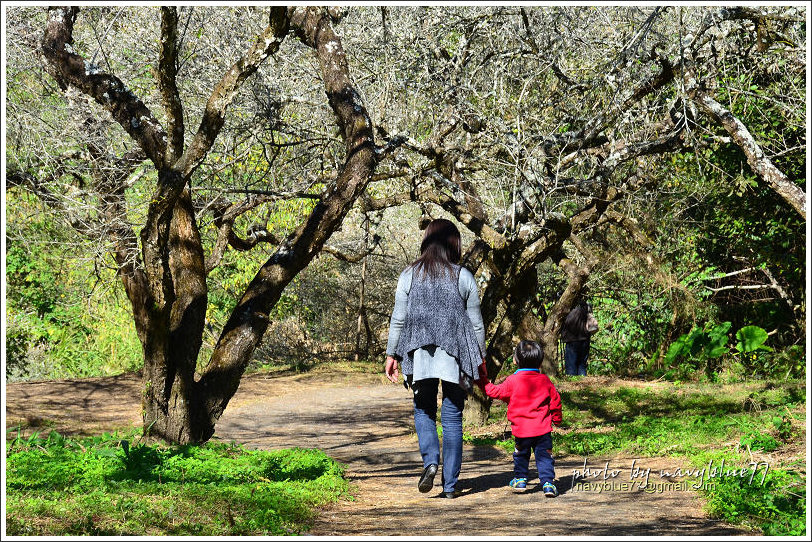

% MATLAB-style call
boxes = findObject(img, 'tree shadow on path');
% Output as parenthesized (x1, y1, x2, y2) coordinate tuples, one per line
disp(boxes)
(212, 377, 757, 537)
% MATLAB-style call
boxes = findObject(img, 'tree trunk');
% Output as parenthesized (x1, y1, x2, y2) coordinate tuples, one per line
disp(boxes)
(142, 184, 210, 442)
(355, 218, 370, 360)
(463, 390, 492, 426)
(186, 7, 378, 441)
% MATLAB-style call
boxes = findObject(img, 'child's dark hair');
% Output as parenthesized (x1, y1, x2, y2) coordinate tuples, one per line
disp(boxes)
(514, 340, 544, 369)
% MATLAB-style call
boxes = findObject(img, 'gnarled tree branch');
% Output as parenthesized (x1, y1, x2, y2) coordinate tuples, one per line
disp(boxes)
(689, 88, 805, 219)
(158, 7, 184, 166)
(196, 6, 378, 432)
(43, 7, 168, 166)
(175, 7, 289, 178)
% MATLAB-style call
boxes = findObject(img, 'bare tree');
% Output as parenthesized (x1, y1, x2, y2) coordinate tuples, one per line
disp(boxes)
(347, 5, 804, 422)
(13, 6, 378, 443)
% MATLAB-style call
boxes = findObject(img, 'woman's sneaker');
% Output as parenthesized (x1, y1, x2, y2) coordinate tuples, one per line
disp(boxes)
(542, 482, 559, 498)
(508, 478, 528, 492)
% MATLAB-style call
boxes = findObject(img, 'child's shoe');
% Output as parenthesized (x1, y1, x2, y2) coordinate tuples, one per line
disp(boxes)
(542, 481, 559, 498)
(508, 478, 528, 492)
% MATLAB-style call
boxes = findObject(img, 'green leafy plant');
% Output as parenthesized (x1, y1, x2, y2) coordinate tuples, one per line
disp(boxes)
(735, 326, 772, 354)
(701, 454, 806, 536)
(661, 323, 782, 380)
(771, 415, 793, 441)
(733, 325, 774, 376)
(664, 321, 732, 378)
(739, 430, 779, 452)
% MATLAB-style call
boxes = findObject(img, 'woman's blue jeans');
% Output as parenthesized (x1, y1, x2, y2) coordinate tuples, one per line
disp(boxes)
(412, 378, 465, 493)
(565, 340, 590, 376)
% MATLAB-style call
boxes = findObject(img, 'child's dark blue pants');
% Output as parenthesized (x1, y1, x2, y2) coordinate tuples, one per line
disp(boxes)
(513, 432, 555, 484)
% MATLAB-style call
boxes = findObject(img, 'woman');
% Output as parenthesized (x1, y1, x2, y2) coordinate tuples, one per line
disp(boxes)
(384, 218, 485, 499)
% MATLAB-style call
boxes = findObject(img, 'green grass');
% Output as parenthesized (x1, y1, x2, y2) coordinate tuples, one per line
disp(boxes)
(552, 380, 805, 457)
(466, 378, 806, 535)
(5, 430, 349, 535)
(689, 449, 806, 536)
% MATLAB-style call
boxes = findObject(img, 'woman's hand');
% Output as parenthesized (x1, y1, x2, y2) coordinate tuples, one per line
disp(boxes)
(477, 361, 488, 380)
(384, 356, 400, 384)
(474, 361, 489, 390)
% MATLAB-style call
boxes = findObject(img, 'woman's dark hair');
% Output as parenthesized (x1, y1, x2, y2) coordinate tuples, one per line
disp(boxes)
(514, 340, 544, 369)
(411, 218, 462, 278)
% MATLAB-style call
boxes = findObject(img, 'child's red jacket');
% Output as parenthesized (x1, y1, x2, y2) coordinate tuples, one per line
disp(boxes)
(479, 369, 562, 438)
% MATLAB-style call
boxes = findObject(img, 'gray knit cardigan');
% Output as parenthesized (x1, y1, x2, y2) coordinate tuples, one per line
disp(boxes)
(393, 264, 484, 385)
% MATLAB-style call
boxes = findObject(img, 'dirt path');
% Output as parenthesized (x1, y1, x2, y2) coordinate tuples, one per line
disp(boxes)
(6, 370, 752, 536)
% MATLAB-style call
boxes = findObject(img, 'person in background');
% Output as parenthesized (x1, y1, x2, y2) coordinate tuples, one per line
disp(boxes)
(561, 297, 597, 376)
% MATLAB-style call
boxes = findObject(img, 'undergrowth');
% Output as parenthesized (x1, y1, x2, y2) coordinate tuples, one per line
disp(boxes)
(689, 450, 805, 535)
(5, 430, 348, 536)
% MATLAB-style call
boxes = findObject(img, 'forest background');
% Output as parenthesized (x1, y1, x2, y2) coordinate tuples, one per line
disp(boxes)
(6, 4, 806, 412)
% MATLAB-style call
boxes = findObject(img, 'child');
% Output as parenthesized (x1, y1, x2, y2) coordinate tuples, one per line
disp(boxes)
(477, 340, 562, 496)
